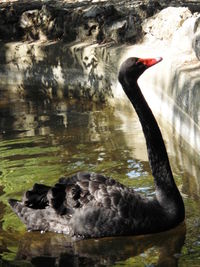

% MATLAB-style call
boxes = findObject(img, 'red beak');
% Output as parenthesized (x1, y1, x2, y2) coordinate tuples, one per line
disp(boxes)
(138, 57, 163, 67)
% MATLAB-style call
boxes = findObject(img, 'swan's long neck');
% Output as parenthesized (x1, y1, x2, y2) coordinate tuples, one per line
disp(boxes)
(123, 80, 184, 220)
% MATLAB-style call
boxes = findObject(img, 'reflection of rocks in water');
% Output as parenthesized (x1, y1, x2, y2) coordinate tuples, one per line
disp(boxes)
(13, 223, 185, 267)
(0, 99, 37, 137)
(0, 99, 108, 139)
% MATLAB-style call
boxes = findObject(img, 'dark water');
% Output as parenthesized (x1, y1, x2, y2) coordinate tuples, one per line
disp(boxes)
(0, 94, 200, 267)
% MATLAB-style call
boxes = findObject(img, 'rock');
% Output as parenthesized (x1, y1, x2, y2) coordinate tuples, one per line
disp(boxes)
(172, 15, 199, 54)
(142, 7, 192, 40)
(142, 5, 200, 60)
(83, 5, 107, 18)
(192, 16, 200, 60)
(20, 5, 67, 41)
(0, 1, 43, 41)
(0, 0, 170, 43)
(2, 0, 200, 43)
(193, 33, 200, 60)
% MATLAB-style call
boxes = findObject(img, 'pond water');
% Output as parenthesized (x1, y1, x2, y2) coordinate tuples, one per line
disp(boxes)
(0, 93, 200, 266)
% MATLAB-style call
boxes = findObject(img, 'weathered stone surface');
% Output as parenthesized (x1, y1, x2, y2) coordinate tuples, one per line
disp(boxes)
(0, 41, 117, 102)
(2, 0, 199, 44)
(137, 7, 200, 152)
(0, 1, 146, 43)
(142, 7, 192, 40)
(192, 16, 200, 60)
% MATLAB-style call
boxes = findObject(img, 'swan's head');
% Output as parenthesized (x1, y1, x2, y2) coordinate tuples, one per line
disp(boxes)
(118, 57, 162, 89)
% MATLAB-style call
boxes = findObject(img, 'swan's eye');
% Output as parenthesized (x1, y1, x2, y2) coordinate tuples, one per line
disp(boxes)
(135, 60, 143, 67)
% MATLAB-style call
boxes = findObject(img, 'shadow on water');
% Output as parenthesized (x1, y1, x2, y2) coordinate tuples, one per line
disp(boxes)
(0, 223, 186, 267)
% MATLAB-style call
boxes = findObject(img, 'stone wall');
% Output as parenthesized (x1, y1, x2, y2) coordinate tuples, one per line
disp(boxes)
(129, 6, 200, 153)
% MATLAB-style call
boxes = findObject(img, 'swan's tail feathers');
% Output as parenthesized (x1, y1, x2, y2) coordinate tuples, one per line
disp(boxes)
(8, 199, 19, 211)
(8, 183, 51, 228)
(23, 183, 51, 209)
(8, 198, 71, 234)
(8, 198, 43, 231)
(8, 199, 28, 223)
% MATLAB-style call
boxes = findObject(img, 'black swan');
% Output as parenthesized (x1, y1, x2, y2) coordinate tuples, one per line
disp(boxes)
(9, 57, 185, 239)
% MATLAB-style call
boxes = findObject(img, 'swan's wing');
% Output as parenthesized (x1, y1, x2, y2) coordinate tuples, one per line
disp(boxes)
(8, 172, 152, 237)
(13, 172, 134, 217)
(51, 172, 130, 215)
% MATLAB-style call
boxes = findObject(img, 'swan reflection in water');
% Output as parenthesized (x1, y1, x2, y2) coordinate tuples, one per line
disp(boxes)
(14, 223, 185, 267)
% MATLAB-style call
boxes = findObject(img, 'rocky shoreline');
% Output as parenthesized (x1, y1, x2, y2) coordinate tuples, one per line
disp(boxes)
(1, 0, 200, 43)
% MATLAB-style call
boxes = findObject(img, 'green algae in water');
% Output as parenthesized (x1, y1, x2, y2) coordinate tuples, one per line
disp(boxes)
(0, 137, 63, 199)
(113, 248, 159, 267)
